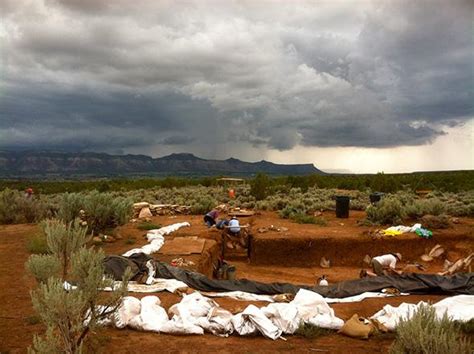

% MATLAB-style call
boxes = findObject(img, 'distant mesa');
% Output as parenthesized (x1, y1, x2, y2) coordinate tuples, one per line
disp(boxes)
(0, 150, 324, 178)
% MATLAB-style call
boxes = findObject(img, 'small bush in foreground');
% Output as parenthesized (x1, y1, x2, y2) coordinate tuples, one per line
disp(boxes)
(26, 219, 129, 353)
(136, 222, 161, 230)
(295, 322, 332, 339)
(456, 319, 474, 335)
(390, 305, 471, 354)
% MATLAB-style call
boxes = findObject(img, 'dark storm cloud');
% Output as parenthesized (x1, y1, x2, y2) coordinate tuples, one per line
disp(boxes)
(0, 0, 472, 154)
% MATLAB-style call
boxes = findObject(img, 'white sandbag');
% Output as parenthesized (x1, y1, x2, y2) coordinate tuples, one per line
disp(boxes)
(169, 292, 217, 318)
(139, 296, 169, 332)
(122, 222, 190, 256)
(232, 305, 282, 340)
(195, 307, 234, 337)
(160, 316, 204, 335)
(291, 289, 343, 330)
(261, 303, 300, 334)
(432, 295, 474, 322)
(146, 222, 191, 241)
(160, 292, 216, 335)
(114, 296, 142, 329)
(231, 312, 258, 336)
(291, 289, 333, 321)
(307, 313, 344, 330)
(369, 296, 474, 332)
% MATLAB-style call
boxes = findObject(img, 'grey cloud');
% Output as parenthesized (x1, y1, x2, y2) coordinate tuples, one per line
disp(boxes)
(0, 0, 472, 155)
(160, 135, 196, 145)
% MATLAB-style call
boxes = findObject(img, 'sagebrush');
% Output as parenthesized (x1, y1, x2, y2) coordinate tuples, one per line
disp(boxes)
(390, 305, 471, 354)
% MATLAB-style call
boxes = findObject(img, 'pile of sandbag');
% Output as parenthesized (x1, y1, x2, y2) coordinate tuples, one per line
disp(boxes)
(133, 202, 191, 219)
(112, 289, 344, 340)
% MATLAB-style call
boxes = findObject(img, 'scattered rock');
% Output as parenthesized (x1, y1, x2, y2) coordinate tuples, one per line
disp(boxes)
(92, 236, 102, 244)
(421, 244, 445, 262)
(320, 257, 331, 268)
(451, 217, 460, 224)
(138, 207, 153, 219)
(102, 235, 116, 243)
(314, 211, 323, 217)
(363, 254, 372, 265)
(280, 227, 289, 232)
(133, 202, 150, 209)
(170, 258, 195, 267)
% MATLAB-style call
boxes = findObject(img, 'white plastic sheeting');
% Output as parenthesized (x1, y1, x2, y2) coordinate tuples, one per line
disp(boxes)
(102, 279, 188, 293)
(122, 222, 190, 257)
(370, 295, 474, 331)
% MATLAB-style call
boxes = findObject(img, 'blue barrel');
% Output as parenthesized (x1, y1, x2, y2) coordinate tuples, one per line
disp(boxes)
(336, 196, 350, 218)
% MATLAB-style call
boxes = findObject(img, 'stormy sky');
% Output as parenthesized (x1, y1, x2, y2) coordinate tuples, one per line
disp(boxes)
(0, 0, 472, 173)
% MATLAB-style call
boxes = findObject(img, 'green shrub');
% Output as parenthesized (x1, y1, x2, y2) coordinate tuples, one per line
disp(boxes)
(190, 195, 216, 214)
(405, 198, 446, 218)
(57, 191, 132, 234)
(295, 322, 332, 339)
(0, 188, 50, 224)
(25, 254, 61, 283)
(367, 196, 406, 225)
(57, 192, 85, 224)
(390, 305, 471, 354)
(455, 319, 474, 335)
(290, 213, 328, 226)
(27, 233, 50, 255)
(136, 222, 161, 230)
(26, 219, 129, 353)
(25, 315, 41, 325)
(125, 237, 136, 245)
(250, 173, 270, 201)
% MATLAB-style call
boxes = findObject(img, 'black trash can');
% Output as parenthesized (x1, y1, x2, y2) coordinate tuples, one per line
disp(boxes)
(369, 192, 384, 204)
(335, 196, 350, 218)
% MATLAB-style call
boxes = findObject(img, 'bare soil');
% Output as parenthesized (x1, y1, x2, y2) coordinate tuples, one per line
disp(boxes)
(0, 212, 472, 353)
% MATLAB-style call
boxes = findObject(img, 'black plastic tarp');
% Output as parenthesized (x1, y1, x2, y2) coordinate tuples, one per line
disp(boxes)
(313, 273, 474, 298)
(103, 253, 474, 297)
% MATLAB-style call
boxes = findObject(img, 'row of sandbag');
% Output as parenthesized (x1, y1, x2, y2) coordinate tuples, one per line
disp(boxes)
(112, 289, 343, 340)
(122, 222, 190, 257)
(109, 292, 473, 340)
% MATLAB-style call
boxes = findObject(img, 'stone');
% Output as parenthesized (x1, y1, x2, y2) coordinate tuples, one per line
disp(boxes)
(133, 202, 150, 209)
(320, 256, 331, 268)
(138, 207, 153, 219)
(92, 236, 102, 244)
(102, 235, 116, 243)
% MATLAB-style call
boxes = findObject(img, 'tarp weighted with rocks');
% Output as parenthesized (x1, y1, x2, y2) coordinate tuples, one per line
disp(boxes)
(313, 273, 474, 298)
(103, 253, 474, 297)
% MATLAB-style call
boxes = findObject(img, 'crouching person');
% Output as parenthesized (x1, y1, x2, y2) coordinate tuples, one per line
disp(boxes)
(361, 253, 403, 278)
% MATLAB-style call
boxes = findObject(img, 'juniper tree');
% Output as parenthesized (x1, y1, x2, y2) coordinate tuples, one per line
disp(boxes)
(26, 219, 129, 354)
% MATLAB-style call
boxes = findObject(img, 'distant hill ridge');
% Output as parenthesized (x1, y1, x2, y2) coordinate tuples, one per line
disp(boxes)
(0, 151, 323, 178)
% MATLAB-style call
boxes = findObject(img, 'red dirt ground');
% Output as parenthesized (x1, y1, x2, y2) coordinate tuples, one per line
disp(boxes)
(0, 212, 472, 353)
